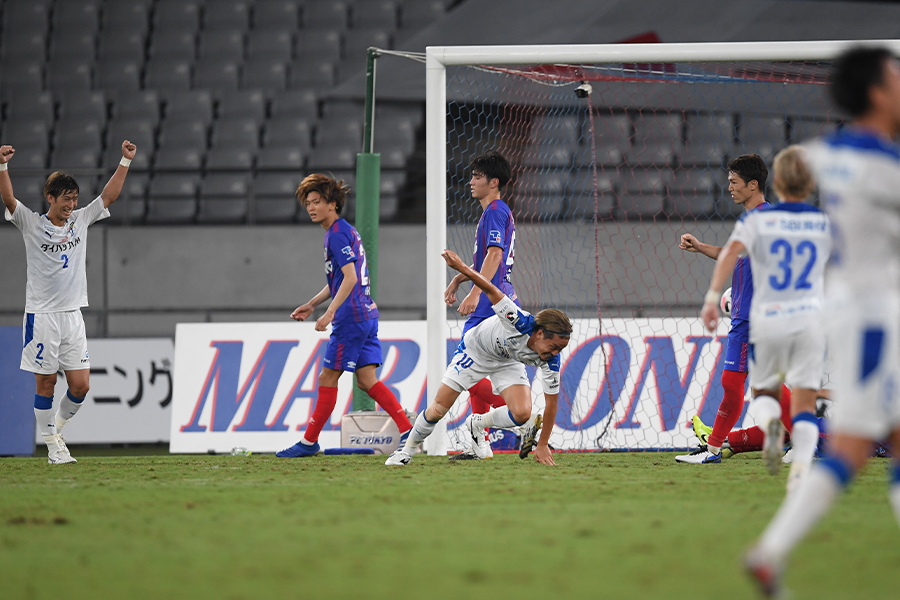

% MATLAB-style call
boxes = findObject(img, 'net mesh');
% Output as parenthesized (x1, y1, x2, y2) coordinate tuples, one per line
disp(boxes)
(440, 58, 837, 450)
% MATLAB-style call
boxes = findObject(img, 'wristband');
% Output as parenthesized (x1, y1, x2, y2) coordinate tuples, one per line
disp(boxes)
(0, 162, 7, 171)
(119, 157, 132, 167)
(704, 289, 722, 305)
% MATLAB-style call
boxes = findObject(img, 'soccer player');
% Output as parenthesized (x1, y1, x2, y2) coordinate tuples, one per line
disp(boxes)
(675, 154, 793, 464)
(745, 46, 900, 597)
(443, 150, 516, 459)
(699, 145, 830, 491)
(276, 174, 412, 457)
(1, 140, 137, 464)
(385, 249, 571, 467)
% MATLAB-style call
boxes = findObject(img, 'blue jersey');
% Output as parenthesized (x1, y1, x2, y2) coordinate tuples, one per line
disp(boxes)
(729, 201, 769, 328)
(323, 218, 378, 324)
(468, 199, 517, 329)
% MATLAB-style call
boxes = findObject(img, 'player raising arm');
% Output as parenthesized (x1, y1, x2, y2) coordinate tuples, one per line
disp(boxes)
(2, 141, 136, 464)
(386, 249, 571, 467)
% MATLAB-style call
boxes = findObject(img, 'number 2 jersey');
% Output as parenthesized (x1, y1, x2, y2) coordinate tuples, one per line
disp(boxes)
(462, 294, 561, 395)
(728, 202, 831, 342)
(323, 217, 378, 323)
(5, 196, 109, 313)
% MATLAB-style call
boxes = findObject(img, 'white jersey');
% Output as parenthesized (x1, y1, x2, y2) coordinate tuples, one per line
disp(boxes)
(5, 196, 109, 312)
(729, 203, 831, 341)
(805, 129, 900, 298)
(460, 295, 562, 395)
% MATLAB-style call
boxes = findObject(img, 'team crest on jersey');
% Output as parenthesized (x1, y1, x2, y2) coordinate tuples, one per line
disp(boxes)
(489, 230, 502, 244)
(342, 246, 356, 259)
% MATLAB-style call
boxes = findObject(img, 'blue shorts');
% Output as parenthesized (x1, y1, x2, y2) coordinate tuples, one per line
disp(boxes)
(323, 319, 382, 373)
(723, 319, 749, 373)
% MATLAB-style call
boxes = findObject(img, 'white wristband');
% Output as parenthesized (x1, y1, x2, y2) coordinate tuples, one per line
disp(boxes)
(0, 162, 7, 171)
(119, 157, 132, 168)
(704, 289, 722, 305)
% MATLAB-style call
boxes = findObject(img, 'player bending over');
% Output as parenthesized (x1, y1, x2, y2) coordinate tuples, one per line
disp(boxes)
(676, 154, 795, 465)
(700, 145, 830, 491)
(276, 174, 412, 457)
(1, 140, 137, 464)
(385, 249, 571, 467)
(745, 46, 900, 598)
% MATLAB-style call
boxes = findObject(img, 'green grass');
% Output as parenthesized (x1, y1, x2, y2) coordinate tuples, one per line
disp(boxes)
(1, 451, 898, 600)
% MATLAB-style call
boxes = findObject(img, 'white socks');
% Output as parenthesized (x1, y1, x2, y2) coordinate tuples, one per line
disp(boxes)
(34, 407, 59, 450)
(788, 414, 819, 474)
(55, 391, 85, 432)
(480, 407, 522, 430)
(749, 394, 781, 428)
(404, 411, 439, 452)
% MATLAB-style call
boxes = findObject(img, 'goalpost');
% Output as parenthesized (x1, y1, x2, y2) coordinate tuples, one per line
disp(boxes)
(423, 40, 900, 454)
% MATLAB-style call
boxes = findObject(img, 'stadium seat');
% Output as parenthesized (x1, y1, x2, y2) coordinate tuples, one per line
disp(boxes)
(3, 120, 51, 152)
(632, 112, 683, 142)
(618, 192, 665, 220)
(255, 144, 307, 170)
(270, 90, 319, 119)
(149, 29, 197, 61)
(205, 146, 255, 170)
(669, 190, 716, 218)
(376, 116, 417, 155)
(153, 0, 202, 32)
(163, 91, 214, 125)
(198, 30, 246, 62)
(7, 146, 48, 171)
(48, 31, 96, 63)
(216, 89, 267, 122)
(352, 1, 398, 29)
(102, 2, 151, 35)
(620, 168, 673, 194)
(343, 29, 391, 62)
(522, 147, 573, 169)
(668, 168, 718, 218)
(52, 0, 100, 33)
(288, 61, 335, 91)
(562, 170, 615, 220)
(212, 118, 261, 147)
(96, 58, 143, 92)
(105, 174, 149, 225)
(303, 1, 349, 29)
(0, 30, 47, 61)
(10, 176, 49, 213)
(144, 59, 193, 92)
(378, 148, 409, 169)
(263, 117, 314, 150)
(52, 142, 101, 170)
(624, 138, 678, 167)
(736, 116, 789, 162)
(203, 1, 251, 30)
(105, 119, 156, 170)
(193, 59, 241, 92)
(686, 113, 736, 145)
(530, 114, 581, 146)
(253, 0, 300, 31)
(145, 200, 198, 225)
(0, 61, 44, 92)
(111, 90, 162, 126)
(46, 60, 93, 93)
(307, 145, 356, 169)
(2, 2, 50, 32)
(4, 91, 54, 124)
(315, 118, 363, 146)
(55, 120, 104, 152)
(241, 59, 288, 92)
(158, 118, 208, 148)
(58, 91, 108, 126)
(295, 30, 342, 62)
(590, 114, 631, 166)
(246, 30, 294, 62)
(153, 145, 204, 171)
(399, 0, 445, 30)
(197, 174, 251, 224)
(790, 118, 839, 143)
(251, 172, 302, 222)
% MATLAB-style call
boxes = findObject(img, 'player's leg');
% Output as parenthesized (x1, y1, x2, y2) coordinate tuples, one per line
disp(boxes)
(462, 363, 532, 456)
(468, 378, 507, 454)
(276, 366, 342, 457)
(354, 320, 413, 439)
(707, 324, 750, 455)
(782, 328, 827, 490)
(53, 310, 91, 460)
(386, 383, 461, 465)
(888, 426, 900, 527)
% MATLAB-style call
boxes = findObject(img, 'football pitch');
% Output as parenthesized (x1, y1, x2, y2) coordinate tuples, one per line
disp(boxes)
(1, 451, 897, 600)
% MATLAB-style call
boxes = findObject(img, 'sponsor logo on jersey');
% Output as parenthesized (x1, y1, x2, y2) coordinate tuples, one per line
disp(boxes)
(40, 237, 81, 254)
(505, 310, 517, 324)
(342, 246, 356, 259)
(489, 230, 502, 244)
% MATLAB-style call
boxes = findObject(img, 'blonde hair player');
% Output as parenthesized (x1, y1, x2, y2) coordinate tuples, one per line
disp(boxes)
(1, 140, 137, 464)
(385, 249, 572, 467)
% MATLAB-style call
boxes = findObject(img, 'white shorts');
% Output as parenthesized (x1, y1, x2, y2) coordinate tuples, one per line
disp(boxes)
(21, 310, 90, 374)
(748, 328, 826, 391)
(825, 295, 900, 440)
(442, 346, 530, 395)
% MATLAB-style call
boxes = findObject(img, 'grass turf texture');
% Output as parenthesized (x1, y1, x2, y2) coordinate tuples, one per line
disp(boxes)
(1, 452, 898, 600)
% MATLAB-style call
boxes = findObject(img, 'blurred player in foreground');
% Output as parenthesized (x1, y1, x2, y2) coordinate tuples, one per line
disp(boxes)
(745, 46, 900, 598)
(699, 145, 830, 492)
(276, 174, 412, 457)
(677, 154, 794, 464)
(444, 150, 515, 460)
(386, 249, 571, 466)
(1, 140, 137, 464)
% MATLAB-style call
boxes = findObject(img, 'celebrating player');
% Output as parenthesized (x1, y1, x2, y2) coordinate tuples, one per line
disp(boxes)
(745, 46, 900, 597)
(676, 154, 794, 464)
(385, 249, 571, 467)
(276, 174, 412, 457)
(443, 150, 518, 460)
(699, 145, 830, 489)
(1, 140, 137, 464)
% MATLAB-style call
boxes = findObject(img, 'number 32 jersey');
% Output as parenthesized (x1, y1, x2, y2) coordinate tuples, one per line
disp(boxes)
(5, 196, 109, 313)
(728, 203, 831, 341)
(323, 217, 378, 323)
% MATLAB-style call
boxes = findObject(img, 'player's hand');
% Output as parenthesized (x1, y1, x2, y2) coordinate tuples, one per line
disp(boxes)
(679, 233, 700, 252)
(121, 140, 137, 160)
(291, 304, 314, 321)
(458, 291, 478, 316)
(441, 249, 465, 271)
(534, 443, 556, 466)
(0, 145, 15, 164)
(315, 310, 334, 331)
(701, 301, 719, 332)
(444, 279, 461, 306)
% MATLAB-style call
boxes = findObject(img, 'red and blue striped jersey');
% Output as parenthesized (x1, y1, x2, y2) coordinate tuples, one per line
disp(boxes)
(469, 198, 517, 326)
(324, 218, 378, 323)
(729, 201, 769, 325)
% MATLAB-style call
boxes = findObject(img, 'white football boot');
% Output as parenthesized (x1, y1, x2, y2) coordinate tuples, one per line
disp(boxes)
(385, 449, 412, 466)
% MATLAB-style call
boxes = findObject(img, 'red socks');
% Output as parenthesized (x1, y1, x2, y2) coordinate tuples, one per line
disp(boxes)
(469, 378, 506, 412)
(726, 384, 794, 453)
(369, 381, 412, 433)
(708, 370, 747, 448)
(305, 385, 338, 443)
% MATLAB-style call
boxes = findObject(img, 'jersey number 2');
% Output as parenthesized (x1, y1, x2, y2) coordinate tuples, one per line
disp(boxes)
(61, 254, 69, 269)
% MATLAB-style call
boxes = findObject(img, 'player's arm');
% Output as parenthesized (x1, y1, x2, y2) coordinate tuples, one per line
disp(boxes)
(534, 392, 557, 466)
(679, 233, 722, 259)
(442, 249, 503, 305)
(444, 270, 472, 305)
(100, 141, 137, 208)
(291, 285, 331, 321)
(0, 145, 17, 215)
(313, 263, 357, 331)
(700, 239, 746, 332)
(458, 246, 503, 315)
